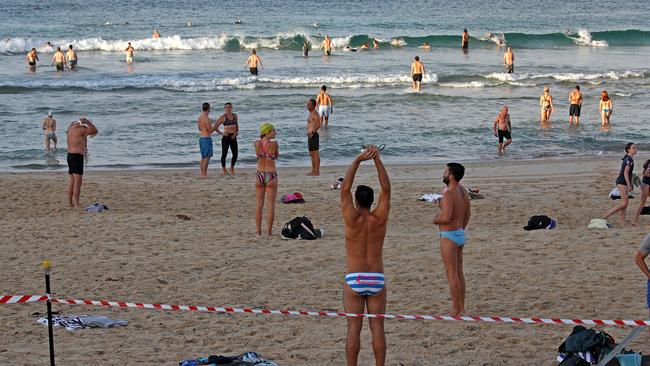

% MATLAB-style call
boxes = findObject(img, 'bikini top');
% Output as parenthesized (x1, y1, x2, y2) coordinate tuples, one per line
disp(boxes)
(257, 140, 277, 160)
(223, 113, 237, 127)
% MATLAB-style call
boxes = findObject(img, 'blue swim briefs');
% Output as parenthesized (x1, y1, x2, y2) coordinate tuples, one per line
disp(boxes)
(440, 229, 466, 246)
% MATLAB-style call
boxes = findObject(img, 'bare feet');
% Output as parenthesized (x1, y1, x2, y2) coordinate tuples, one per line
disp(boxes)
(306, 171, 320, 176)
(198, 175, 208, 179)
(222, 169, 230, 176)
(229, 167, 235, 175)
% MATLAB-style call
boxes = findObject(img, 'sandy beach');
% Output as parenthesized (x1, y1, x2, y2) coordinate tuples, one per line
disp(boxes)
(1, 157, 649, 365)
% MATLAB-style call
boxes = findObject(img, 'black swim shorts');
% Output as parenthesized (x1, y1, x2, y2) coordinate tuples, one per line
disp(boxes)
(412, 73, 423, 82)
(67, 153, 84, 175)
(250, 67, 258, 76)
(505, 64, 514, 74)
(308, 132, 319, 152)
(28, 61, 36, 67)
(462, 42, 468, 49)
(569, 104, 581, 117)
(497, 129, 512, 143)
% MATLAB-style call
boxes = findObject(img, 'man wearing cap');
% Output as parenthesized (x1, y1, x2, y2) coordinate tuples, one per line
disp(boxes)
(635, 232, 650, 317)
(43, 111, 57, 151)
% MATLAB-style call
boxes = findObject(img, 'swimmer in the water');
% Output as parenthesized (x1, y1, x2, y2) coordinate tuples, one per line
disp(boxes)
(360, 42, 369, 50)
(420, 42, 431, 50)
(373, 39, 379, 49)
(26, 48, 39, 70)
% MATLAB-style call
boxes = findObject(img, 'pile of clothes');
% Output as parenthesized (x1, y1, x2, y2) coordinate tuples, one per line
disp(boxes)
(180, 352, 277, 366)
(37, 315, 127, 331)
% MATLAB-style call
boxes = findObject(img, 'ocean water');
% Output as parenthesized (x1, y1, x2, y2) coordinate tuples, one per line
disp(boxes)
(1, 0, 649, 171)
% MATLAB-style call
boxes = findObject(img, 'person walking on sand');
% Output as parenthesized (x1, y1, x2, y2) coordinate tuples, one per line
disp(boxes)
(633, 159, 650, 226)
(214, 102, 239, 175)
(51, 47, 66, 72)
(493, 106, 512, 154)
(316, 85, 333, 127)
(43, 111, 57, 151)
(461, 28, 469, 50)
(306, 98, 320, 176)
(66, 45, 78, 69)
(433, 162, 471, 317)
(254, 123, 279, 236)
(634, 232, 650, 318)
(599, 90, 613, 126)
(125, 42, 135, 63)
(322, 35, 332, 56)
(604, 143, 637, 225)
(66, 118, 98, 209)
(341, 145, 390, 366)
(568, 85, 583, 125)
(539, 87, 555, 123)
(410, 56, 425, 92)
(197, 102, 215, 178)
(26, 48, 39, 70)
(503, 46, 514, 73)
(244, 49, 263, 76)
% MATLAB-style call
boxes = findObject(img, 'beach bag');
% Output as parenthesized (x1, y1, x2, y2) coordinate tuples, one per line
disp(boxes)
(616, 353, 642, 366)
(558, 354, 590, 366)
(281, 192, 305, 204)
(523, 215, 556, 231)
(281, 216, 317, 240)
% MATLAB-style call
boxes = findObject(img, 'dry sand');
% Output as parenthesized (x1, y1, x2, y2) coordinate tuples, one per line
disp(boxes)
(1, 158, 649, 365)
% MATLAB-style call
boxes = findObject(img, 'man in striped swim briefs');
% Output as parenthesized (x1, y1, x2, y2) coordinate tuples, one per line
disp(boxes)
(341, 145, 390, 366)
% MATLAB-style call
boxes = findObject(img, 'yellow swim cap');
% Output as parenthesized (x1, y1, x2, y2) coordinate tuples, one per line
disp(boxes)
(259, 122, 275, 136)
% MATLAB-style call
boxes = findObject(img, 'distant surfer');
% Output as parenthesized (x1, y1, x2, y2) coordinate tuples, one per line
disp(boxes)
(51, 47, 66, 72)
(322, 35, 332, 56)
(244, 49, 263, 76)
(410, 55, 425, 92)
(26, 48, 39, 71)
(66, 45, 78, 69)
(125, 42, 135, 63)
(187, 19, 192, 27)
(461, 28, 469, 50)
(344, 46, 357, 52)
(235, 20, 242, 25)
(303, 41, 311, 57)
(503, 47, 514, 73)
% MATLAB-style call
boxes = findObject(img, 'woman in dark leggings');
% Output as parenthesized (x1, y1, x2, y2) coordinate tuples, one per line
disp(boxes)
(604, 142, 637, 225)
(214, 102, 239, 175)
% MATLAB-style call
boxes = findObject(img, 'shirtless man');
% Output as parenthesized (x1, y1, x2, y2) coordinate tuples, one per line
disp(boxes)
(26, 48, 39, 70)
(373, 39, 379, 49)
(51, 47, 66, 71)
(492, 106, 512, 154)
(410, 56, 425, 92)
(322, 35, 332, 56)
(341, 146, 390, 366)
(43, 111, 57, 151)
(66, 118, 98, 208)
(316, 85, 333, 127)
(197, 102, 215, 178)
(503, 47, 514, 73)
(433, 163, 471, 316)
(461, 28, 469, 50)
(125, 42, 135, 63)
(306, 98, 320, 176)
(568, 85, 583, 125)
(66, 45, 78, 69)
(244, 49, 263, 76)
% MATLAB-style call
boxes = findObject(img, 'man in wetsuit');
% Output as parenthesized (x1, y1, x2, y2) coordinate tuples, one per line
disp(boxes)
(493, 105, 512, 154)
(410, 56, 425, 92)
(244, 49, 263, 76)
(51, 47, 66, 71)
(503, 47, 514, 73)
(306, 98, 320, 176)
(434, 162, 471, 317)
(66, 118, 98, 208)
(66, 45, 78, 69)
(341, 145, 390, 366)
(26, 48, 39, 70)
(568, 85, 583, 125)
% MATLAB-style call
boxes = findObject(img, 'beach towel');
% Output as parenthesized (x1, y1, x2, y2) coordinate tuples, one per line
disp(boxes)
(329, 177, 344, 189)
(179, 351, 278, 366)
(609, 187, 634, 200)
(84, 203, 109, 212)
(38, 315, 127, 331)
(281, 192, 305, 204)
(588, 219, 612, 229)
(418, 193, 443, 202)
(523, 215, 557, 231)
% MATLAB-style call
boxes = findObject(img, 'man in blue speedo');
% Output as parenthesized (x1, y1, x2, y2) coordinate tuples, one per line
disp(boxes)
(341, 145, 390, 366)
(434, 162, 471, 316)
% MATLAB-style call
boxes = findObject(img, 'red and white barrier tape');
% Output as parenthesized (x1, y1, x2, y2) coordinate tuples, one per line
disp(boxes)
(2, 294, 649, 327)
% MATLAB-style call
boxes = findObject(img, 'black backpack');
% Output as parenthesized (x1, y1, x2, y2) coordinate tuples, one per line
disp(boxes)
(281, 216, 317, 240)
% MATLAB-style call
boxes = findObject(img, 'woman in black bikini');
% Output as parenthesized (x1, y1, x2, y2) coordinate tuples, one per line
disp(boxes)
(254, 123, 279, 236)
(214, 102, 239, 175)
(604, 142, 637, 225)
(633, 158, 650, 225)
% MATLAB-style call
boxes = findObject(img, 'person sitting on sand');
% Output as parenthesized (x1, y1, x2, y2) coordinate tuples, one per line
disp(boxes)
(633, 159, 650, 226)
(634, 232, 650, 318)
(604, 142, 637, 225)
(66, 118, 98, 209)
(433, 162, 471, 316)
(493, 106, 512, 154)
(539, 87, 555, 123)
(254, 123, 279, 236)
(340, 145, 390, 366)
(599, 90, 613, 126)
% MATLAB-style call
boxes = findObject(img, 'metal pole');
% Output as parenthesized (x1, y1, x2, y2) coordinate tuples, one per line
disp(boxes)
(43, 260, 55, 366)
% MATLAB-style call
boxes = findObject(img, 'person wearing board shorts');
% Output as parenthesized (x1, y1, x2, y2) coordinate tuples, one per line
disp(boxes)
(568, 85, 583, 125)
(635, 232, 650, 315)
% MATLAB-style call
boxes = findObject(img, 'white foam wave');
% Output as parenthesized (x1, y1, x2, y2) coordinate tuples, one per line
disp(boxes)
(485, 71, 644, 82)
(480, 33, 506, 46)
(390, 38, 407, 47)
(565, 29, 608, 47)
(438, 81, 491, 88)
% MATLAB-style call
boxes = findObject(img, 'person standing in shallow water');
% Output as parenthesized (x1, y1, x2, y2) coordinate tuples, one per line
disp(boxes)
(503, 47, 514, 73)
(539, 87, 555, 123)
(461, 28, 469, 50)
(214, 102, 239, 175)
(410, 55, 425, 92)
(306, 98, 320, 176)
(493, 106, 512, 154)
(254, 123, 279, 236)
